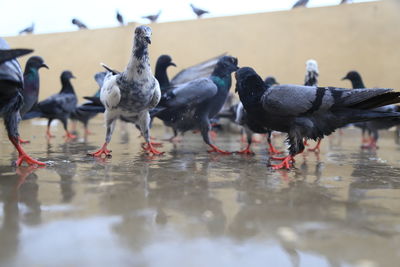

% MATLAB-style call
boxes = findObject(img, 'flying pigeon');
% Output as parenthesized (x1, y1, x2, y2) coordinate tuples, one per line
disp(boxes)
(292, 0, 309, 8)
(190, 4, 209, 18)
(142, 10, 161, 23)
(116, 10, 124, 26)
(72, 18, 88, 29)
(19, 23, 34, 35)
(342, 70, 400, 149)
(88, 25, 163, 157)
(151, 56, 239, 154)
(235, 66, 400, 169)
(23, 71, 78, 139)
(0, 38, 44, 166)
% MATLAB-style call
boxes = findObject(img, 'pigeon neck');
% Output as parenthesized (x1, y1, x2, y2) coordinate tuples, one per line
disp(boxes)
(349, 77, 365, 89)
(304, 71, 318, 86)
(155, 64, 170, 89)
(124, 38, 151, 81)
(60, 78, 75, 94)
(23, 68, 40, 94)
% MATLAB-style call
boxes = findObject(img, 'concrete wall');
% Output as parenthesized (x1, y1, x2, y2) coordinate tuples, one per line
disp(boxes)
(4, 0, 400, 102)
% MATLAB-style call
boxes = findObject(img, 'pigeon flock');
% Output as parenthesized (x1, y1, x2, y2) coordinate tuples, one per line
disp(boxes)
(2, 15, 400, 170)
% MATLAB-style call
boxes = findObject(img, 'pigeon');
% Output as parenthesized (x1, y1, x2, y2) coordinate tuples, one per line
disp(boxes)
(23, 71, 78, 139)
(19, 23, 34, 35)
(0, 38, 44, 166)
(72, 18, 88, 29)
(70, 72, 106, 135)
(88, 25, 163, 157)
(235, 66, 400, 169)
(264, 76, 279, 88)
(155, 55, 176, 91)
(340, 0, 353, 4)
(116, 10, 124, 26)
(342, 70, 400, 149)
(151, 56, 239, 154)
(142, 10, 161, 23)
(292, 0, 309, 8)
(190, 4, 209, 18)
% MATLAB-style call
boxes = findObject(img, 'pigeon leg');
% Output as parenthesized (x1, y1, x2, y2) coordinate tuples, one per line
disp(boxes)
(138, 111, 164, 155)
(308, 138, 322, 152)
(46, 119, 55, 138)
(9, 136, 45, 166)
(270, 155, 295, 170)
(18, 137, 30, 144)
(236, 130, 254, 155)
(88, 142, 112, 158)
(142, 142, 164, 155)
(199, 117, 231, 154)
(88, 115, 117, 157)
(84, 122, 93, 135)
(61, 118, 77, 139)
(267, 131, 282, 154)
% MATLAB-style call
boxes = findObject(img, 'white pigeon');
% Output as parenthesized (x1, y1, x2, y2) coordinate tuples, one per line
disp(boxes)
(89, 25, 162, 157)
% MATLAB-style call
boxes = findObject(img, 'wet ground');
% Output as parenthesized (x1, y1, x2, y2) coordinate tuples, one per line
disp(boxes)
(1, 118, 400, 267)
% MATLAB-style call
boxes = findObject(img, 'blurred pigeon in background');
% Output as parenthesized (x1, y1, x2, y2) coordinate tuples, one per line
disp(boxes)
(19, 23, 34, 35)
(142, 11, 161, 23)
(340, 0, 353, 4)
(190, 4, 209, 18)
(116, 10, 124, 26)
(292, 0, 309, 8)
(72, 18, 88, 29)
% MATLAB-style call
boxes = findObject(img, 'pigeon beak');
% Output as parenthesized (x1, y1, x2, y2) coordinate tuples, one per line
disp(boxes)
(170, 62, 177, 67)
(341, 76, 347, 80)
(144, 37, 151, 44)
(71, 75, 76, 79)
(42, 63, 49, 69)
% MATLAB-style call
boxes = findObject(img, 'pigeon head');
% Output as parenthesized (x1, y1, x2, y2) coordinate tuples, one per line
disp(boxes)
(156, 55, 176, 68)
(135, 25, 152, 45)
(235, 67, 265, 93)
(94, 71, 107, 88)
(213, 56, 239, 76)
(72, 19, 78, 25)
(342, 70, 361, 81)
(26, 56, 48, 70)
(264, 76, 279, 88)
(61, 70, 75, 81)
(306, 59, 318, 74)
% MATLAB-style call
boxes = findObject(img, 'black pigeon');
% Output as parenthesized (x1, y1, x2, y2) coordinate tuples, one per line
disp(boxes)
(190, 4, 209, 18)
(142, 10, 161, 23)
(155, 55, 176, 91)
(116, 10, 124, 26)
(70, 72, 106, 135)
(236, 67, 400, 169)
(23, 71, 78, 139)
(342, 70, 400, 149)
(19, 23, 34, 35)
(151, 56, 239, 154)
(72, 18, 88, 29)
(0, 38, 44, 166)
(292, 0, 309, 8)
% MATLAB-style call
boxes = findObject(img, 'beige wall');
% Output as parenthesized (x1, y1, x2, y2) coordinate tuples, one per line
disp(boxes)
(4, 0, 400, 102)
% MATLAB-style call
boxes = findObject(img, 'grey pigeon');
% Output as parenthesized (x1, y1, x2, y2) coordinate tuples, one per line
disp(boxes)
(72, 18, 88, 29)
(88, 25, 162, 157)
(142, 10, 161, 23)
(340, 0, 353, 4)
(0, 38, 44, 166)
(19, 23, 34, 35)
(116, 10, 124, 26)
(23, 71, 78, 139)
(236, 67, 400, 169)
(292, 0, 309, 8)
(190, 4, 209, 18)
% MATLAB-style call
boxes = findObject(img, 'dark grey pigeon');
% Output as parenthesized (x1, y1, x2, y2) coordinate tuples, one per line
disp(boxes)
(72, 18, 88, 29)
(19, 23, 34, 35)
(116, 10, 124, 26)
(342, 70, 399, 149)
(0, 38, 45, 166)
(151, 56, 239, 154)
(340, 0, 352, 4)
(155, 55, 176, 91)
(236, 67, 400, 169)
(292, 0, 309, 8)
(23, 71, 78, 140)
(142, 11, 161, 23)
(190, 4, 209, 18)
(88, 25, 163, 158)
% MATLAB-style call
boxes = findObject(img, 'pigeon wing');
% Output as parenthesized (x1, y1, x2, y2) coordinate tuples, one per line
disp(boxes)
(100, 75, 121, 109)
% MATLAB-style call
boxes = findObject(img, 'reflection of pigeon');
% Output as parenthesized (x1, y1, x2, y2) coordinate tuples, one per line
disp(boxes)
(236, 67, 400, 169)
(23, 71, 78, 139)
(116, 10, 124, 26)
(190, 4, 209, 18)
(292, 0, 309, 8)
(89, 26, 163, 157)
(142, 10, 161, 23)
(19, 23, 34, 35)
(0, 38, 44, 166)
(72, 18, 88, 29)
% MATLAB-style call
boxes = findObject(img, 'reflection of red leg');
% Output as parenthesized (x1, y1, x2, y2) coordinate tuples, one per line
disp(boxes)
(207, 144, 232, 155)
(142, 142, 164, 155)
(270, 155, 295, 170)
(9, 136, 46, 166)
(64, 131, 77, 139)
(88, 143, 112, 157)
(236, 144, 254, 155)
(308, 139, 322, 152)
(18, 137, 30, 144)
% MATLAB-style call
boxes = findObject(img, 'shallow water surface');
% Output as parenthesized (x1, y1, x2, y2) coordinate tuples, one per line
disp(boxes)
(1, 119, 400, 267)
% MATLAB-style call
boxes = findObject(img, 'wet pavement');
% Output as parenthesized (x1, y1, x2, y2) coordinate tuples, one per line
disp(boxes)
(1, 118, 400, 267)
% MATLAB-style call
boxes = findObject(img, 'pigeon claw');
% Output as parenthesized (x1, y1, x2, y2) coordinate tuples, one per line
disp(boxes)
(142, 142, 164, 155)
(307, 139, 322, 152)
(18, 137, 30, 144)
(270, 155, 295, 170)
(268, 143, 282, 154)
(64, 132, 77, 139)
(361, 139, 378, 149)
(236, 145, 254, 155)
(207, 144, 232, 155)
(88, 143, 112, 158)
(15, 153, 46, 167)
(46, 130, 55, 138)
